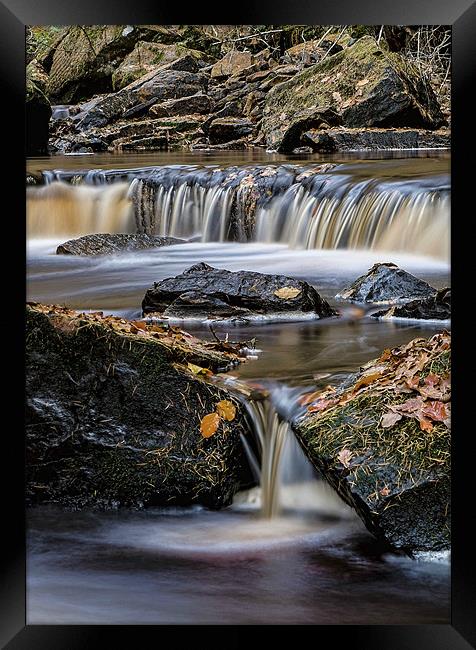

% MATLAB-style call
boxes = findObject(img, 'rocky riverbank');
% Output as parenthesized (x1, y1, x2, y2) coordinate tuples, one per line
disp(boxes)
(27, 25, 450, 155)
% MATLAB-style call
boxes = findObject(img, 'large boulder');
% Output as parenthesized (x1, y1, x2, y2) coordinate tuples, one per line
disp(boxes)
(26, 60, 51, 155)
(56, 234, 185, 256)
(208, 117, 254, 144)
(211, 51, 254, 79)
(112, 41, 212, 90)
(373, 288, 451, 320)
(294, 331, 451, 552)
(142, 262, 336, 320)
(336, 263, 436, 304)
(46, 25, 172, 103)
(261, 36, 446, 152)
(75, 57, 208, 129)
(26, 303, 253, 509)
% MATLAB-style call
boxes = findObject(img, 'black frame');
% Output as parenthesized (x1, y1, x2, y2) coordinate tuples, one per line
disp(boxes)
(2, 0, 475, 647)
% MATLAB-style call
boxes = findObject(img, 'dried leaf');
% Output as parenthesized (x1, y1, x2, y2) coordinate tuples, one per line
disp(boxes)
(337, 448, 353, 468)
(187, 362, 212, 377)
(332, 91, 342, 103)
(274, 286, 302, 300)
(380, 486, 390, 497)
(308, 397, 339, 413)
(381, 411, 402, 428)
(200, 412, 221, 438)
(353, 372, 382, 393)
(419, 417, 434, 432)
(131, 320, 147, 331)
(356, 78, 370, 87)
(421, 400, 450, 423)
(216, 399, 236, 421)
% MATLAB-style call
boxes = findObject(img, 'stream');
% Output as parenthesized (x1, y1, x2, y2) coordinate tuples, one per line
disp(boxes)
(26, 151, 450, 624)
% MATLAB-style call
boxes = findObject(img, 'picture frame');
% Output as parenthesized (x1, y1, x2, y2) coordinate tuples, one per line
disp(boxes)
(1, 0, 474, 646)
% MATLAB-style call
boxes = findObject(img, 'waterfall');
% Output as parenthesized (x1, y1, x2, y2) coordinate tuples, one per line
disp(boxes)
(28, 163, 450, 259)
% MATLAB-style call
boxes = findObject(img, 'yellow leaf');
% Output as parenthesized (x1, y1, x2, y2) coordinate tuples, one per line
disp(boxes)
(188, 362, 212, 376)
(200, 412, 221, 438)
(216, 399, 236, 421)
(274, 287, 301, 300)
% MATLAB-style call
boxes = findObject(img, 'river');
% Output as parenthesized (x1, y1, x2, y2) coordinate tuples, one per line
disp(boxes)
(26, 151, 450, 624)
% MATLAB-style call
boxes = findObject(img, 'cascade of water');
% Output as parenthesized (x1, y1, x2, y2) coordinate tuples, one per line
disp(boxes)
(29, 163, 450, 259)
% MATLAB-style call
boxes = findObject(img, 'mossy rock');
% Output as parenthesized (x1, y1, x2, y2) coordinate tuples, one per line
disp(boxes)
(294, 331, 451, 553)
(26, 60, 51, 155)
(112, 41, 213, 91)
(261, 35, 446, 152)
(26, 304, 253, 510)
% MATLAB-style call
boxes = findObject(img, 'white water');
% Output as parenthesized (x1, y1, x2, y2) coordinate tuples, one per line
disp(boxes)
(27, 161, 450, 260)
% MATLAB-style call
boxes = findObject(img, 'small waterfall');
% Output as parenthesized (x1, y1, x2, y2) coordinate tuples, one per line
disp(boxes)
(28, 163, 450, 259)
(27, 181, 133, 238)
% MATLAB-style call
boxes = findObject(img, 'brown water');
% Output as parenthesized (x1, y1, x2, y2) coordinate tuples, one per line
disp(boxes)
(26, 151, 451, 625)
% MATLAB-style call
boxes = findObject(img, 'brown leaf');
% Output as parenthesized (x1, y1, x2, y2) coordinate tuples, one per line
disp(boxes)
(380, 486, 390, 497)
(421, 400, 450, 423)
(356, 78, 370, 87)
(308, 397, 339, 413)
(337, 448, 353, 468)
(216, 399, 236, 421)
(200, 412, 221, 438)
(187, 362, 212, 377)
(131, 320, 147, 331)
(274, 287, 302, 300)
(381, 411, 402, 428)
(353, 372, 382, 393)
(418, 417, 434, 432)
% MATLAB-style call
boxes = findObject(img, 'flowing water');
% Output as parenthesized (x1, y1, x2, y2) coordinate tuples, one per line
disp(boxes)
(26, 152, 451, 624)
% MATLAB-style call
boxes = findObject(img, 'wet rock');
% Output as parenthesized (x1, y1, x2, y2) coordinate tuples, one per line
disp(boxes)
(302, 127, 451, 151)
(149, 93, 212, 117)
(26, 303, 253, 510)
(112, 41, 212, 90)
(336, 263, 436, 304)
(162, 291, 252, 319)
(142, 262, 336, 319)
(26, 60, 51, 155)
(202, 101, 244, 132)
(373, 288, 451, 320)
(208, 117, 254, 144)
(211, 51, 254, 79)
(76, 58, 208, 129)
(294, 331, 451, 552)
(261, 36, 446, 152)
(56, 234, 185, 256)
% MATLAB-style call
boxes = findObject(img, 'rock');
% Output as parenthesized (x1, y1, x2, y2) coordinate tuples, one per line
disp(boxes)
(46, 25, 171, 103)
(202, 101, 244, 132)
(208, 117, 254, 144)
(26, 303, 253, 509)
(211, 51, 254, 78)
(261, 36, 446, 152)
(162, 291, 252, 320)
(75, 58, 208, 129)
(283, 39, 343, 66)
(294, 331, 451, 552)
(112, 41, 212, 90)
(142, 262, 336, 319)
(336, 263, 436, 304)
(191, 139, 251, 151)
(149, 93, 212, 118)
(56, 234, 185, 256)
(26, 60, 51, 155)
(373, 288, 451, 320)
(302, 127, 451, 151)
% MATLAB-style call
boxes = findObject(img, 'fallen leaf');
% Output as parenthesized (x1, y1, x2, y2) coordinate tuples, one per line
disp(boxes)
(200, 412, 221, 438)
(353, 371, 383, 393)
(187, 362, 212, 377)
(308, 397, 339, 412)
(356, 78, 370, 87)
(332, 91, 342, 103)
(216, 399, 236, 421)
(419, 417, 434, 432)
(421, 400, 450, 423)
(380, 486, 390, 497)
(337, 448, 353, 468)
(381, 411, 402, 428)
(274, 286, 302, 300)
(131, 320, 147, 331)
